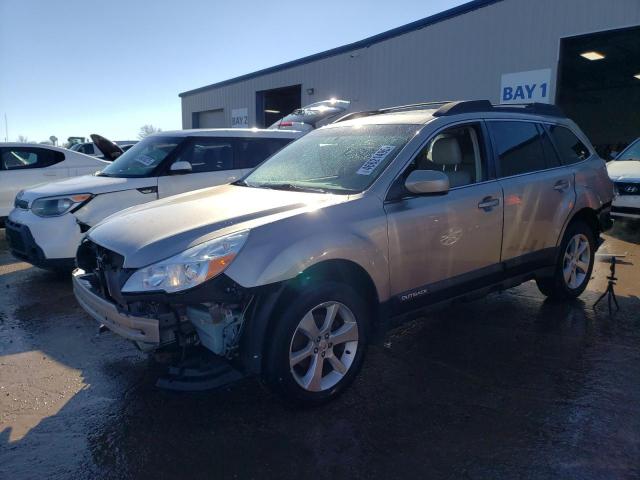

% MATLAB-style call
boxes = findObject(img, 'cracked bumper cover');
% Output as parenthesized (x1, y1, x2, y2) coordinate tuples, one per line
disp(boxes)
(72, 269, 161, 345)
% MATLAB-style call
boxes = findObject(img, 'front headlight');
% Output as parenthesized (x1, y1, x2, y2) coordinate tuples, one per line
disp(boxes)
(121, 230, 249, 294)
(14, 190, 26, 209)
(31, 194, 93, 217)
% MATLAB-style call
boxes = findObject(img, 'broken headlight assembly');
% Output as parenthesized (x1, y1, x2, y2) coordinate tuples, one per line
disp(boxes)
(121, 230, 249, 294)
(31, 193, 93, 217)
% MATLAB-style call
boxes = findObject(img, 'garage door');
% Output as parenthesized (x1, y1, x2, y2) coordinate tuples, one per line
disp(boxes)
(197, 109, 225, 128)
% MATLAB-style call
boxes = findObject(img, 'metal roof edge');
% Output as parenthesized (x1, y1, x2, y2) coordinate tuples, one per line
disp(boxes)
(179, 0, 504, 98)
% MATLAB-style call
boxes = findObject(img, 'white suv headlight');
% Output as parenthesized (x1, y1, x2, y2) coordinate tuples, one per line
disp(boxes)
(31, 194, 93, 217)
(121, 231, 249, 294)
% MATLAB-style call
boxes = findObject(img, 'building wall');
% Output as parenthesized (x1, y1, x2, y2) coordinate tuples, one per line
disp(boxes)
(181, 0, 640, 128)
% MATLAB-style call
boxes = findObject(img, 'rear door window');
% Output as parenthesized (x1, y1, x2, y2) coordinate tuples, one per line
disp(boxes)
(234, 137, 292, 169)
(488, 121, 547, 177)
(0, 147, 64, 170)
(546, 125, 591, 165)
(175, 138, 234, 173)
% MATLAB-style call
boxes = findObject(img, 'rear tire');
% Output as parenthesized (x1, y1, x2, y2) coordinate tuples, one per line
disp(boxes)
(536, 220, 595, 300)
(263, 281, 369, 406)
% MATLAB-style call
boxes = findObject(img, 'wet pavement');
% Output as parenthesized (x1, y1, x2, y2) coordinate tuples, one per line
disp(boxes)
(1, 225, 639, 480)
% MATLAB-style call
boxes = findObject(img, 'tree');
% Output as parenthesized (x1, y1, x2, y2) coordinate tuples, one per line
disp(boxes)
(49, 135, 58, 146)
(138, 124, 161, 139)
(17, 135, 29, 143)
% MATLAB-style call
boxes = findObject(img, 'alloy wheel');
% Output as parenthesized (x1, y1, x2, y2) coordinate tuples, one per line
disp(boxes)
(289, 301, 359, 392)
(562, 233, 591, 289)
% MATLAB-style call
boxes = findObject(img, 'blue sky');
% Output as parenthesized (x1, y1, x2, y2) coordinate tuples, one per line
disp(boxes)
(0, 0, 466, 143)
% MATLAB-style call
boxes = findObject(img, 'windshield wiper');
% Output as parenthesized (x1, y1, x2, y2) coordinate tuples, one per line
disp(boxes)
(259, 183, 329, 194)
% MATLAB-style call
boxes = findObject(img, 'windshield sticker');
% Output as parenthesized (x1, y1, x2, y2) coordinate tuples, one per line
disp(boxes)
(356, 145, 396, 175)
(135, 154, 156, 167)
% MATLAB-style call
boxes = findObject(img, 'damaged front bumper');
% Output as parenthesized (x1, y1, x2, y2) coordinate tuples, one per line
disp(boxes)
(72, 267, 253, 360)
(73, 269, 163, 349)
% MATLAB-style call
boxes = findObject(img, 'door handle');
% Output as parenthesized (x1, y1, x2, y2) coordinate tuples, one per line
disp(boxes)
(43, 172, 56, 176)
(478, 196, 500, 211)
(553, 179, 570, 191)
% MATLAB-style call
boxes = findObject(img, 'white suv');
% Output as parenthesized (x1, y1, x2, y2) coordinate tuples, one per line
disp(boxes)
(608, 137, 640, 220)
(6, 129, 299, 270)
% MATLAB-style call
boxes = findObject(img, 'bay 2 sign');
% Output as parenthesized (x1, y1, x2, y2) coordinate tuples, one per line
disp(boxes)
(500, 68, 552, 104)
(231, 108, 249, 128)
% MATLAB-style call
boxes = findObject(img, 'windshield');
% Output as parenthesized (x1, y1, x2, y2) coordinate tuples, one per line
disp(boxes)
(242, 124, 417, 193)
(100, 136, 183, 177)
(617, 139, 640, 161)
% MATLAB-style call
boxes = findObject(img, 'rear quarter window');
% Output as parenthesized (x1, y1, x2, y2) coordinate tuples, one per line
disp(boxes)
(234, 137, 293, 169)
(547, 125, 591, 165)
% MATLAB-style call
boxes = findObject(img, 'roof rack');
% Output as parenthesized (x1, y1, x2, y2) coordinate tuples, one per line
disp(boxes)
(379, 101, 453, 113)
(432, 100, 564, 117)
(333, 100, 565, 124)
(491, 102, 565, 117)
(333, 101, 452, 124)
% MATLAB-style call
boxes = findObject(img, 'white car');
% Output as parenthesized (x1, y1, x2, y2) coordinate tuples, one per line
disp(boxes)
(0, 143, 108, 219)
(608, 137, 640, 220)
(6, 129, 300, 270)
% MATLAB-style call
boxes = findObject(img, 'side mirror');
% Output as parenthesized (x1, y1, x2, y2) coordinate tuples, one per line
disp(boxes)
(170, 161, 192, 174)
(404, 170, 449, 195)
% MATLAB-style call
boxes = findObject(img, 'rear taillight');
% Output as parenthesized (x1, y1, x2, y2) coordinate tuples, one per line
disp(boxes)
(278, 121, 293, 128)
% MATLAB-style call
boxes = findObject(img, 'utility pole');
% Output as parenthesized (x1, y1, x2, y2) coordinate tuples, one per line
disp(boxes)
(4, 113, 7, 142)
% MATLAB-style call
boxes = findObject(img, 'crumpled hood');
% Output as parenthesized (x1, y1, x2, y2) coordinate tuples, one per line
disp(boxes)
(607, 160, 640, 182)
(88, 184, 349, 268)
(19, 174, 156, 203)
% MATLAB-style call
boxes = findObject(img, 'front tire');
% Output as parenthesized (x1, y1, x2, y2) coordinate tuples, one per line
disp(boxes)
(536, 220, 595, 300)
(263, 281, 369, 406)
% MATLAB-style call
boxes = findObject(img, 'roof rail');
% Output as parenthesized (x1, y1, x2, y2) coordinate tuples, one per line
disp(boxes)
(433, 100, 564, 117)
(379, 101, 453, 113)
(332, 101, 451, 124)
(432, 100, 493, 116)
(332, 110, 380, 123)
(492, 102, 565, 117)
(333, 100, 565, 124)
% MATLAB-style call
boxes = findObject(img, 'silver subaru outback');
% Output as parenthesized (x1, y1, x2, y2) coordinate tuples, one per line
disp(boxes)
(73, 100, 613, 404)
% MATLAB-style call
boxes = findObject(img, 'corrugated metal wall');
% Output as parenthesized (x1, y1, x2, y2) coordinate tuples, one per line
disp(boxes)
(181, 0, 640, 128)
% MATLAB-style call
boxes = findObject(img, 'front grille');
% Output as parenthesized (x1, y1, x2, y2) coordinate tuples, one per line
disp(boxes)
(615, 182, 640, 196)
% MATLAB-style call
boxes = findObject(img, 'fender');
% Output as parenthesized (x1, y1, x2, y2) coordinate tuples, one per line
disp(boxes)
(227, 228, 391, 304)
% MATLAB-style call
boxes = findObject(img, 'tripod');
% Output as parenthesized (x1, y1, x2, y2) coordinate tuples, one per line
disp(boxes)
(593, 255, 623, 314)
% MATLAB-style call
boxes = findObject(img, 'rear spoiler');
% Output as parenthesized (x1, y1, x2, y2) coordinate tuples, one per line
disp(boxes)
(269, 99, 350, 131)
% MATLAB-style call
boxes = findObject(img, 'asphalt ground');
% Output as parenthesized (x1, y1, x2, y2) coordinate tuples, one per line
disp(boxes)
(1, 224, 639, 479)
